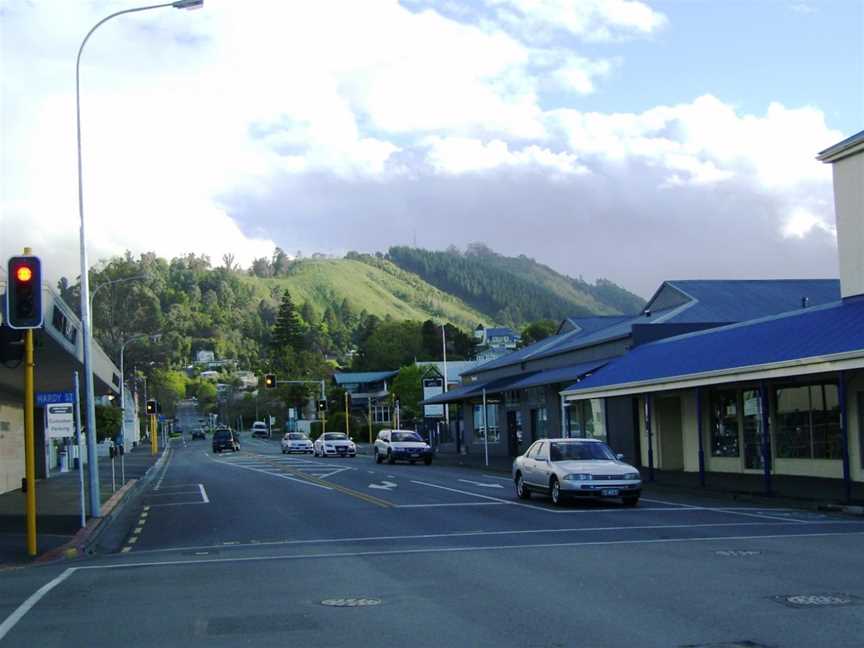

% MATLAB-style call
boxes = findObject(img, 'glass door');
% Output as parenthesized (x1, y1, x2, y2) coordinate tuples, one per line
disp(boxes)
(742, 389, 765, 470)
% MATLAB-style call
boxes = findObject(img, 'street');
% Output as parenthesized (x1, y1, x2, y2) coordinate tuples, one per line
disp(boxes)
(2, 433, 864, 647)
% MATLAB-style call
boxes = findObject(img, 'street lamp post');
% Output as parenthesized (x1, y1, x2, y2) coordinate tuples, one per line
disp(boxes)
(119, 333, 160, 447)
(76, 0, 203, 517)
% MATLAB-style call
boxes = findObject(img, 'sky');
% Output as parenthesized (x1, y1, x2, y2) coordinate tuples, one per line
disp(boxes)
(1, 0, 862, 298)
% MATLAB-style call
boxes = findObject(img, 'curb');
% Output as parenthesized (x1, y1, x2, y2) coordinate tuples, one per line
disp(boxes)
(33, 447, 171, 565)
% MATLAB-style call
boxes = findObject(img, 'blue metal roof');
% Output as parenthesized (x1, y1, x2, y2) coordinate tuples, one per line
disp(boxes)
(652, 279, 840, 324)
(564, 297, 864, 395)
(467, 279, 841, 375)
(333, 371, 398, 385)
(484, 327, 519, 338)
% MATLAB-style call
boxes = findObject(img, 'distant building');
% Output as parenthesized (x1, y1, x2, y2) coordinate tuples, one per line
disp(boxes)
(332, 371, 398, 424)
(473, 324, 521, 362)
(200, 370, 220, 381)
(235, 370, 258, 390)
(195, 350, 215, 364)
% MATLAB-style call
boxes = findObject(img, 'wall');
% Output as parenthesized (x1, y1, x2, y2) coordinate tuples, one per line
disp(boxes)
(833, 153, 864, 298)
(606, 396, 638, 465)
(0, 399, 25, 495)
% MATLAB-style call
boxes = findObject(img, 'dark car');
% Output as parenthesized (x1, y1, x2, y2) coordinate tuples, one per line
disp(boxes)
(212, 428, 239, 453)
(191, 428, 206, 440)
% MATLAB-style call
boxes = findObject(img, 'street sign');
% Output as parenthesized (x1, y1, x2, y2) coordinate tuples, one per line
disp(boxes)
(36, 391, 75, 407)
(423, 377, 444, 417)
(288, 408, 296, 420)
(46, 403, 75, 438)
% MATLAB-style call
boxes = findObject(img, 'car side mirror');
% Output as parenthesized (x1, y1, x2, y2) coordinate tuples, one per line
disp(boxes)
(616, 453, 624, 461)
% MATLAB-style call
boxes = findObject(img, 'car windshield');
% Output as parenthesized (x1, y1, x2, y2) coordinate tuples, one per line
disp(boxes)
(288, 434, 307, 440)
(392, 432, 423, 442)
(550, 442, 616, 462)
(323, 433, 347, 441)
(214, 431, 229, 440)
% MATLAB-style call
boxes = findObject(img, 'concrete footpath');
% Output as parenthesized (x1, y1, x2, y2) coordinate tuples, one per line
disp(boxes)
(0, 443, 165, 567)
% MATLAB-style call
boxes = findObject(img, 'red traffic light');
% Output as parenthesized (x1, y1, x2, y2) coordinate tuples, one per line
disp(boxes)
(6, 255, 43, 329)
(15, 266, 33, 282)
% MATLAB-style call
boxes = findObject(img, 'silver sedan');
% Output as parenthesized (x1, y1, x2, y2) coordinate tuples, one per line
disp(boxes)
(512, 438, 642, 506)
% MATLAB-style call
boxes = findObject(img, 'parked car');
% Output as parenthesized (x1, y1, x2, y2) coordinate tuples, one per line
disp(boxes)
(512, 438, 641, 506)
(374, 429, 433, 465)
(191, 428, 206, 440)
(313, 432, 356, 458)
(212, 428, 240, 453)
(251, 421, 270, 438)
(281, 432, 313, 454)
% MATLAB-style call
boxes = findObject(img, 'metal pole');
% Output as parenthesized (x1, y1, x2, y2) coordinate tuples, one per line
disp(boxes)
(482, 388, 489, 467)
(321, 380, 326, 433)
(839, 371, 852, 503)
(74, 371, 86, 528)
(696, 388, 706, 488)
(560, 396, 567, 438)
(150, 414, 157, 455)
(759, 382, 772, 496)
(368, 397, 373, 444)
(645, 395, 654, 482)
(120, 345, 125, 449)
(441, 324, 449, 429)
(24, 328, 37, 556)
(344, 392, 350, 437)
(111, 452, 116, 493)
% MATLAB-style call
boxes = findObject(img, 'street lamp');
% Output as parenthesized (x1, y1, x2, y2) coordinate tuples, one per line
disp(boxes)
(119, 333, 161, 446)
(77, 0, 203, 517)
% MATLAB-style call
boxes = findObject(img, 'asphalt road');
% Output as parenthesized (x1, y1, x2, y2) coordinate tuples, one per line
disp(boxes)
(2, 432, 864, 647)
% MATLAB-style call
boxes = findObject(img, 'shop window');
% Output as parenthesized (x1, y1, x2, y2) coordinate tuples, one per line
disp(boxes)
(530, 407, 548, 439)
(473, 403, 500, 443)
(710, 390, 740, 457)
(567, 400, 606, 441)
(775, 383, 841, 460)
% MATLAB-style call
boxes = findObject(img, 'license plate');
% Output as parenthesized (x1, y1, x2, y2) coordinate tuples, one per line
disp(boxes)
(601, 489, 619, 497)
(410, 453, 420, 458)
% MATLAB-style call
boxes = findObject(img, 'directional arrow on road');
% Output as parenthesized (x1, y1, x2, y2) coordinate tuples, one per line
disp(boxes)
(368, 481, 397, 491)
(458, 479, 504, 489)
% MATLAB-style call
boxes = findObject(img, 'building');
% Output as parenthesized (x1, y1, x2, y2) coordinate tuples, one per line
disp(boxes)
(557, 130, 864, 499)
(473, 324, 521, 362)
(194, 350, 215, 364)
(0, 282, 120, 494)
(429, 279, 840, 462)
(333, 371, 398, 424)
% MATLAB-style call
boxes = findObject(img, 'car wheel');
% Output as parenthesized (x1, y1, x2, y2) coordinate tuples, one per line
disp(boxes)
(375, 450, 382, 464)
(515, 473, 531, 499)
(387, 450, 396, 465)
(623, 496, 639, 507)
(423, 457, 432, 466)
(550, 477, 563, 506)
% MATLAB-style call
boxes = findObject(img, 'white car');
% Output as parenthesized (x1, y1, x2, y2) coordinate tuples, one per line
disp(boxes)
(314, 432, 356, 457)
(251, 421, 270, 438)
(512, 438, 641, 506)
(281, 432, 313, 454)
(373, 429, 433, 465)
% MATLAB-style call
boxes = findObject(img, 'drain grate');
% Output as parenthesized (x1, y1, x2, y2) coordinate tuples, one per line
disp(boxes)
(773, 593, 860, 608)
(714, 550, 761, 557)
(320, 597, 382, 607)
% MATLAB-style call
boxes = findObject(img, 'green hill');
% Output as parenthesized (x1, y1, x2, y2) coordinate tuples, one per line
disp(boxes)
(386, 245, 645, 325)
(241, 256, 490, 330)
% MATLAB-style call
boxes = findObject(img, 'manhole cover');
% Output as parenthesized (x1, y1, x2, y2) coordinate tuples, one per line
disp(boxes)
(773, 593, 860, 608)
(715, 550, 761, 557)
(320, 598, 381, 607)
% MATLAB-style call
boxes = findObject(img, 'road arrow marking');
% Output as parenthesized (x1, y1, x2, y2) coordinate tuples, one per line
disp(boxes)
(458, 479, 504, 489)
(369, 481, 397, 491)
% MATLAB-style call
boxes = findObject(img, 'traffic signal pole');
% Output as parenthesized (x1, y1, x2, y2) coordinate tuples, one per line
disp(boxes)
(23, 328, 37, 556)
(150, 414, 157, 455)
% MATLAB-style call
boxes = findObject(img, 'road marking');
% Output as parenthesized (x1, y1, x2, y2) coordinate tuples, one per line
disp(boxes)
(368, 481, 397, 491)
(121, 547, 131, 553)
(143, 506, 150, 512)
(77, 530, 864, 571)
(0, 567, 76, 641)
(134, 527, 143, 534)
(127, 536, 138, 544)
(145, 491, 200, 497)
(640, 497, 810, 523)
(207, 453, 332, 490)
(198, 483, 209, 504)
(146, 501, 209, 508)
(458, 479, 503, 489)
(395, 502, 507, 508)
(153, 449, 173, 491)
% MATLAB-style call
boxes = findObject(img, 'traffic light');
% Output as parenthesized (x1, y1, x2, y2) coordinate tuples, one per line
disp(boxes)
(5, 256, 42, 329)
(264, 373, 276, 389)
(317, 399, 327, 412)
(146, 400, 157, 415)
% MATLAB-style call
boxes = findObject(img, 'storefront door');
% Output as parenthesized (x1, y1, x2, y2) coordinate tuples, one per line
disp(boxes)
(742, 389, 765, 470)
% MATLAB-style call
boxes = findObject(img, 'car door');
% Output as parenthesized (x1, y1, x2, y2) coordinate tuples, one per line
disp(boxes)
(378, 431, 390, 457)
(529, 441, 551, 488)
(523, 441, 545, 486)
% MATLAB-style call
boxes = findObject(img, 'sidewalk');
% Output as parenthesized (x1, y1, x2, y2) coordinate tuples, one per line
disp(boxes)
(0, 443, 162, 566)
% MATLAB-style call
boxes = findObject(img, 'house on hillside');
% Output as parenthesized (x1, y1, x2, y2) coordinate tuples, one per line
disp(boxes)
(428, 278, 841, 464)
(333, 371, 398, 424)
(473, 324, 521, 362)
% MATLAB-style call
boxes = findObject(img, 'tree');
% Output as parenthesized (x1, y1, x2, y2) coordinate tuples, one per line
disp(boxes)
(359, 320, 423, 370)
(521, 320, 559, 346)
(391, 364, 424, 424)
(272, 290, 305, 353)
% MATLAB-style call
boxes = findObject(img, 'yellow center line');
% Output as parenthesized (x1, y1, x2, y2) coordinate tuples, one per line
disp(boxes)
(252, 455, 393, 508)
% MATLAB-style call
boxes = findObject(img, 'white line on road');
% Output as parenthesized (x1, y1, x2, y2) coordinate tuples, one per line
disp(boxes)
(0, 568, 77, 641)
(199, 483, 209, 504)
(394, 502, 506, 508)
(78, 530, 864, 571)
(458, 479, 503, 489)
(640, 497, 810, 523)
(153, 449, 173, 491)
(206, 454, 333, 490)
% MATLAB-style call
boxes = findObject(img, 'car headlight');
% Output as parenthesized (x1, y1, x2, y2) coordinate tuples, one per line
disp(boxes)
(563, 473, 591, 481)
(623, 472, 641, 481)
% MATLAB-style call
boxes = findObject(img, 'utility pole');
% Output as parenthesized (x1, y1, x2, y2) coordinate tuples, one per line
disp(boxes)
(368, 397, 373, 444)
(344, 392, 350, 437)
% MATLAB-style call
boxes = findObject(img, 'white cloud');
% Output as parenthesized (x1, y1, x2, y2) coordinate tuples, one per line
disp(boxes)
(424, 137, 588, 175)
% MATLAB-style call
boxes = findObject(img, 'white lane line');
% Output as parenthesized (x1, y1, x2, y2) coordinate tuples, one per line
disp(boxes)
(79, 530, 864, 571)
(151, 483, 204, 490)
(123, 519, 864, 557)
(145, 491, 201, 497)
(121, 547, 131, 553)
(147, 501, 209, 508)
(198, 484, 209, 504)
(153, 449, 173, 491)
(458, 479, 503, 489)
(395, 502, 506, 508)
(205, 452, 332, 490)
(640, 497, 809, 523)
(0, 568, 77, 641)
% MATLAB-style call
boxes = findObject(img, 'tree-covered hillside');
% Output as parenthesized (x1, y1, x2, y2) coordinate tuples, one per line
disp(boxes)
(386, 244, 645, 325)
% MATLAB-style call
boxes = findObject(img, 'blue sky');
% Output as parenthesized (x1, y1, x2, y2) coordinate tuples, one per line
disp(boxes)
(1, 0, 861, 296)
